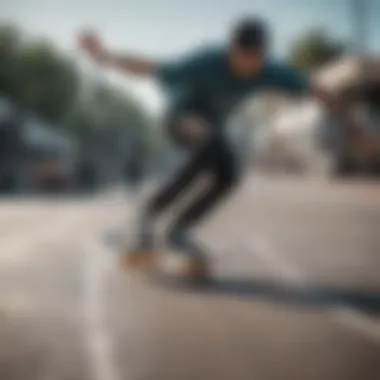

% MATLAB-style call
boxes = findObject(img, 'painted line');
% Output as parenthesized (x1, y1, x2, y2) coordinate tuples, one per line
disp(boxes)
(244, 229, 380, 344)
(82, 209, 135, 380)
(244, 233, 305, 282)
(83, 237, 120, 380)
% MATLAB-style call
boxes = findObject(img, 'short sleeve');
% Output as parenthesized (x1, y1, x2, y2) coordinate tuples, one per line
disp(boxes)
(266, 62, 309, 95)
(155, 48, 209, 89)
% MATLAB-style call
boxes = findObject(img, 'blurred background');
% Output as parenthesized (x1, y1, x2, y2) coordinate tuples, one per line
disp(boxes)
(0, 1, 379, 380)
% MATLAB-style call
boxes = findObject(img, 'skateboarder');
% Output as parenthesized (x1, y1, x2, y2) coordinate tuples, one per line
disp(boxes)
(78, 17, 378, 281)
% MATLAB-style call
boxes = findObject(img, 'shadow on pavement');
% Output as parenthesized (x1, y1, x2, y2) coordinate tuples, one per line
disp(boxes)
(153, 275, 380, 316)
(103, 233, 380, 316)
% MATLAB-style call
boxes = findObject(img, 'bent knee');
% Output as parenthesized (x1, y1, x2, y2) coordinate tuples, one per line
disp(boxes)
(217, 167, 240, 191)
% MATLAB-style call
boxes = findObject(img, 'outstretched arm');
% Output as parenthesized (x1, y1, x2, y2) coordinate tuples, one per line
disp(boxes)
(271, 62, 379, 154)
(77, 31, 157, 77)
(103, 53, 156, 77)
(309, 82, 378, 153)
(78, 30, 208, 88)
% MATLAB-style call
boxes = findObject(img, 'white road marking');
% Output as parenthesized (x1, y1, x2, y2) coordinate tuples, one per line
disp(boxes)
(244, 233, 305, 282)
(244, 229, 380, 344)
(336, 309, 380, 341)
(82, 209, 134, 380)
(83, 237, 120, 380)
(0, 195, 132, 380)
(0, 202, 109, 380)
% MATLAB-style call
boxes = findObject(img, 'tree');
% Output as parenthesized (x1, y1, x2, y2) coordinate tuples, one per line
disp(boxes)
(0, 24, 22, 99)
(17, 39, 79, 123)
(0, 22, 153, 164)
(288, 28, 345, 71)
(67, 78, 151, 159)
(0, 25, 80, 123)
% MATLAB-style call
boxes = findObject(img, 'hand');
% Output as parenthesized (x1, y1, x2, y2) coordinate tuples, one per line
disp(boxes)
(181, 115, 210, 144)
(168, 115, 210, 150)
(77, 30, 108, 63)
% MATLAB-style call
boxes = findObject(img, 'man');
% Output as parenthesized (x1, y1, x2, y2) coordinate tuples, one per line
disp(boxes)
(78, 18, 377, 281)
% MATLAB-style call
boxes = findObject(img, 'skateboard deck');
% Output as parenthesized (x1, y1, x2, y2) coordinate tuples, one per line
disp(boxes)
(105, 230, 216, 289)
(109, 235, 380, 314)
(143, 266, 216, 289)
(118, 250, 216, 290)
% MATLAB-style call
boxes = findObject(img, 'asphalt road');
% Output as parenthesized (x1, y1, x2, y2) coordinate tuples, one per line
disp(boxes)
(0, 176, 380, 380)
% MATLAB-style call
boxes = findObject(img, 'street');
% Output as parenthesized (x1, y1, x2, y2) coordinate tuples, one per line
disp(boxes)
(0, 176, 380, 380)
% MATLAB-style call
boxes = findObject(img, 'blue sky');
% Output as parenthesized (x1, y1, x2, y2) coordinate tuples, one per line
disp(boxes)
(1, 0, 379, 112)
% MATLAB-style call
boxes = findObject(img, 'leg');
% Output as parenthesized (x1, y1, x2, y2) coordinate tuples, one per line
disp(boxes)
(137, 147, 210, 248)
(167, 138, 239, 262)
(145, 113, 214, 217)
(147, 149, 207, 214)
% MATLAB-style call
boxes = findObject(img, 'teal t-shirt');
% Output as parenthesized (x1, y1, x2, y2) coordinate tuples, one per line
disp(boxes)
(156, 46, 308, 126)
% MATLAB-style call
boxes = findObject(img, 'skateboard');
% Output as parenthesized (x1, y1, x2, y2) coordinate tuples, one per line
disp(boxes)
(119, 249, 215, 288)
(105, 232, 380, 311)
(105, 230, 217, 289)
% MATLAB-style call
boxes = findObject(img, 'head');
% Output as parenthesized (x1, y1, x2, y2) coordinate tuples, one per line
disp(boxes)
(228, 18, 269, 77)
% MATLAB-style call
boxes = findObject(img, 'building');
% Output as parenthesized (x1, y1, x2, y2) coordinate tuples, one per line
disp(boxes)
(0, 98, 79, 192)
(252, 56, 380, 176)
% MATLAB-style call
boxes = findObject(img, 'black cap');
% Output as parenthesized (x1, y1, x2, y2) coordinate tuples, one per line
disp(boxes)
(232, 17, 269, 52)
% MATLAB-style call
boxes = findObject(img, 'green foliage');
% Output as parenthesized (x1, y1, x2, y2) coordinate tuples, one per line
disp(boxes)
(18, 40, 79, 122)
(0, 24, 22, 100)
(288, 28, 345, 71)
(0, 22, 151, 156)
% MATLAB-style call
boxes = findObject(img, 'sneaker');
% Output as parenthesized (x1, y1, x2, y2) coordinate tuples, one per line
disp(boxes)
(120, 249, 158, 271)
(179, 258, 212, 283)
